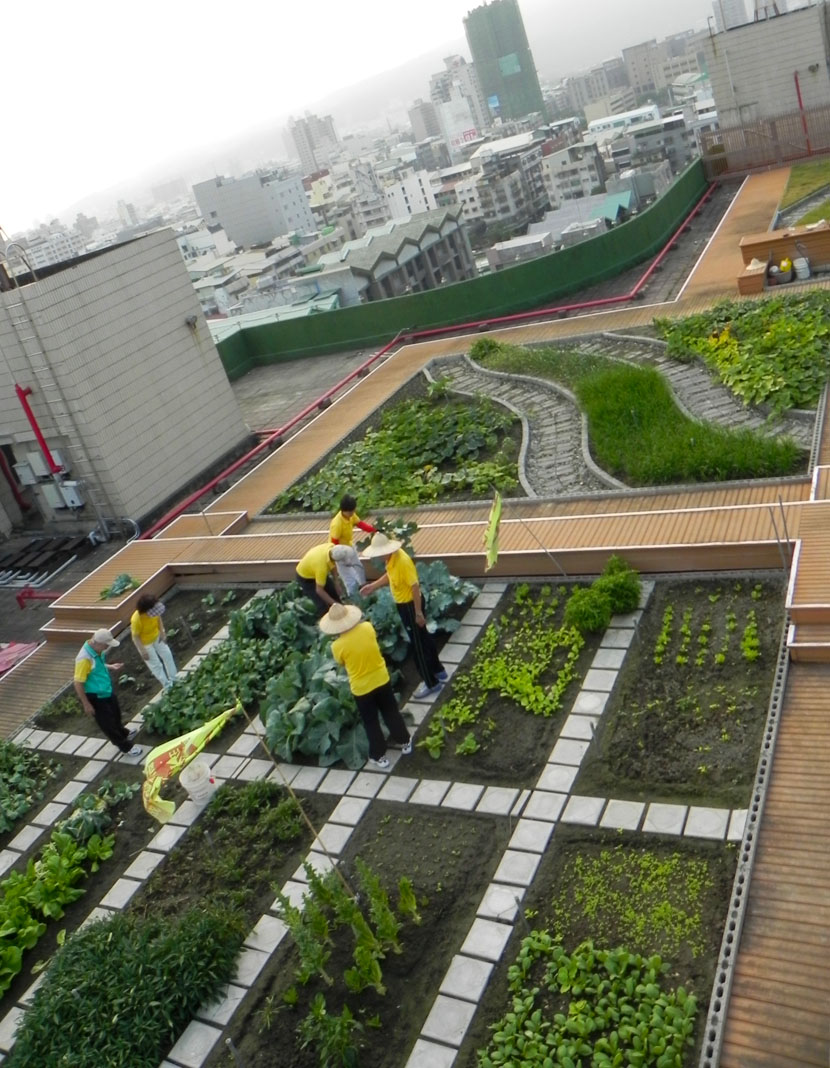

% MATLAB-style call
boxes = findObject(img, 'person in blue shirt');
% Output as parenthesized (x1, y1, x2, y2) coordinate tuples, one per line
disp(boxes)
(73, 628, 143, 758)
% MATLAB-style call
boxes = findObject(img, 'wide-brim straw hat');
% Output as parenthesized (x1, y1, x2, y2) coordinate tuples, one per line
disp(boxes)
(319, 602, 363, 635)
(361, 532, 402, 558)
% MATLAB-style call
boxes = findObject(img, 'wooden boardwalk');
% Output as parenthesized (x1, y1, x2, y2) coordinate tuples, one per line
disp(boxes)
(2, 170, 829, 1064)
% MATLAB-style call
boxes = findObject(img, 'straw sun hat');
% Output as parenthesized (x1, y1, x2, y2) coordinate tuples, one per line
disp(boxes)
(319, 603, 363, 635)
(361, 532, 402, 558)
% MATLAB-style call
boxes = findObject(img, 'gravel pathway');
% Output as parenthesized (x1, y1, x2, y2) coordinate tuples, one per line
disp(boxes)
(431, 334, 814, 498)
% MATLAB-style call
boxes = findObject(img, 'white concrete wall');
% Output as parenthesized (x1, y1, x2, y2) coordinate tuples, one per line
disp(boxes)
(0, 229, 250, 525)
(705, 5, 830, 127)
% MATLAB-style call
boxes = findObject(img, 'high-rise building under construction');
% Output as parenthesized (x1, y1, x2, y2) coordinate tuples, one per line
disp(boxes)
(463, 0, 545, 122)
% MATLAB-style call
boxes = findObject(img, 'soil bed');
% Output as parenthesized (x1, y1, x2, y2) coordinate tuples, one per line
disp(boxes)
(576, 575, 786, 807)
(129, 781, 336, 930)
(34, 585, 254, 733)
(0, 756, 87, 854)
(205, 801, 506, 1068)
(402, 583, 600, 789)
(458, 825, 737, 1067)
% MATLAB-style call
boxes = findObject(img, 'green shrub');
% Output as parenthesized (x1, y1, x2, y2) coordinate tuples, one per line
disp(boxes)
(594, 555, 641, 614)
(7, 907, 245, 1068)
(564, 587, 612, 633)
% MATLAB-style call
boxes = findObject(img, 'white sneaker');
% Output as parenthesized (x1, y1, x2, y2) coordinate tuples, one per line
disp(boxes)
(368, 756, 390, 770)
(413, 682, 442, 700)
(400, 740, 412, 755)
(124, 745, 144, 759)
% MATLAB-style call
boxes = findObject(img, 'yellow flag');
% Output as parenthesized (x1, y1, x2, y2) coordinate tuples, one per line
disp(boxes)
(484, 491, 502, 572)
(142, 701, 242, 823)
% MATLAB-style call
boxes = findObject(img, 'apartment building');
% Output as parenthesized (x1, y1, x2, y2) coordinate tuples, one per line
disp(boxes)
(315, 209, 475, 305)
(0, 230, 249, 534)
(20, 231, 81, 271)
(289, 113, 340, 177)
(193, 171, 316, 249)
(408, 99, 441, 141)
(542, 142, 606, 205)
(379, 167, 438, 218)
(430, 55, 490, 134)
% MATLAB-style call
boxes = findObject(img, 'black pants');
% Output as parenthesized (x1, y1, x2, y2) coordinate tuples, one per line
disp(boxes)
(354, 681, 410, 760)
(88, 692, 131, 753)
(396, 601, 444, 687)
(296, 574, 341, 618)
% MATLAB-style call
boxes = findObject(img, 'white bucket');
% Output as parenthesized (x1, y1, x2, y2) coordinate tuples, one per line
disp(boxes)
(180, 759, 216, 805)
(793, 257, 811, 280)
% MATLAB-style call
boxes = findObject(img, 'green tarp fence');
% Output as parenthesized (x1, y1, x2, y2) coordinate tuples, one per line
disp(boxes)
(217, 159, 708, 381)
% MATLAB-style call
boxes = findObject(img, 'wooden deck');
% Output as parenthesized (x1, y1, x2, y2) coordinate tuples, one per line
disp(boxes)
(719, 664, 830, 1068)
(2, 169, 829, 1065)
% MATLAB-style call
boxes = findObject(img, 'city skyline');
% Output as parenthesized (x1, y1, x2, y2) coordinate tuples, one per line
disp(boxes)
(4, 0, 719, 235)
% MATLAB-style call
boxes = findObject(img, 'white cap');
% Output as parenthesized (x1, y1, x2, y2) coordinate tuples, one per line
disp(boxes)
(91, 628, 119, 648)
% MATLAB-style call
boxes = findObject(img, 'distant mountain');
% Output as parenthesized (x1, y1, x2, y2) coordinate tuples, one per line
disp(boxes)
(307, 39, 468, 134)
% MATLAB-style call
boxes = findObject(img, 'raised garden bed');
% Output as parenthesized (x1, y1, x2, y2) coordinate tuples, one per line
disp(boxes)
(5, 779, 336, 1067)
(575, 576, 786, 808)
(404, 582, 602, 789)
(458, 825, 736, 1067)
(204, 802, 505, 1068)
(266, 374, 522, 515)
(34, 586, 253, 733)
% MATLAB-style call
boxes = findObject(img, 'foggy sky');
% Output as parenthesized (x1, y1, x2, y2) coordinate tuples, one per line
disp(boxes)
(4, 0, 718, 234)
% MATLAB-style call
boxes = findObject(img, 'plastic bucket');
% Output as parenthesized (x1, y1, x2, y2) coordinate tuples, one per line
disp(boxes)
(794, 257, 811, 280)
(180, 759, 216, 805)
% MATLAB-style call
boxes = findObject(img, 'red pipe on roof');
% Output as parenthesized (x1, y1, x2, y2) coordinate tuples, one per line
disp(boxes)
(14, 384, 63, 475)
(0, 449, 32, 511)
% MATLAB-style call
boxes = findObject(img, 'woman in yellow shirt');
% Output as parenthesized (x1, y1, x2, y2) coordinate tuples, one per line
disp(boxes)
(320, 602, 411, 770)
(329, 494, 376, 595)
(360, 532, 447, 700)
(131, 594, 177, 689)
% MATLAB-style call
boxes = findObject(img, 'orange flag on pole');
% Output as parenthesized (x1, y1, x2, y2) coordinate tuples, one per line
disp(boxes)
(142, 701, 241, 823)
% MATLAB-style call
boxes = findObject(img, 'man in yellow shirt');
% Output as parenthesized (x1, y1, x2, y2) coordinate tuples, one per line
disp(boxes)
(329, 494, 376, 595)
(296, 541, 352, 617)
(360, 532, 447, 700)
(320, 602, 411, 769)
(131, 594, 177, 689)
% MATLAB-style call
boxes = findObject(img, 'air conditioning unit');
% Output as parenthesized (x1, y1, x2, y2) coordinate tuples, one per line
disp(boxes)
(40, 482, 67, 510)
(26, 449, 66, 478)
(13, 461, 37, 486)
(60, 481, 85, 508)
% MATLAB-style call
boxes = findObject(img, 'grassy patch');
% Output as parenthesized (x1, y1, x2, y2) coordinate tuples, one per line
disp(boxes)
(472, 339, 803, 484)
(795, 197, 830, 225)
(780, 158, 830, 209)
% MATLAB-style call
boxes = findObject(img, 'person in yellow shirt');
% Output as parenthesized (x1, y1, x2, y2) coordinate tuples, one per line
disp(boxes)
(296, 541, 352, 617)
(360, 532, 447, 700)
(320, 602, 411, 770)
(329, 494, 376, 595)
(131, 594, 177, 689)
